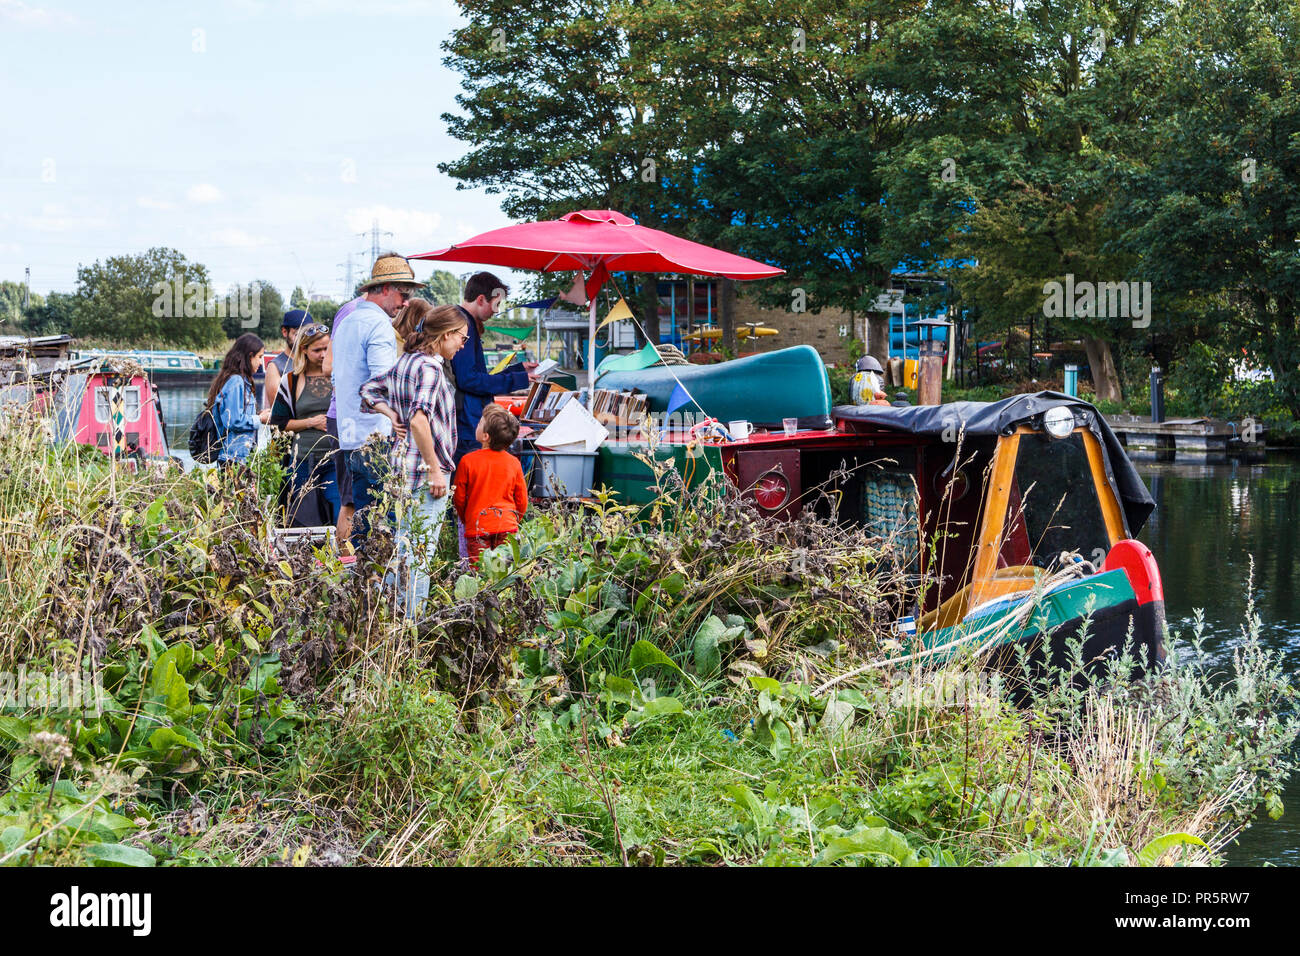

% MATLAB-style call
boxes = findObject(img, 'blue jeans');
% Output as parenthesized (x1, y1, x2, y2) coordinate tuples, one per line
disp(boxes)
(394, 488, 452, 615)
(346, 445, 390, 546)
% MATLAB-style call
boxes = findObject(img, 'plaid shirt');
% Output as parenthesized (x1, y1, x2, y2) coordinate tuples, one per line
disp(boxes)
(359, 352, 457, 494)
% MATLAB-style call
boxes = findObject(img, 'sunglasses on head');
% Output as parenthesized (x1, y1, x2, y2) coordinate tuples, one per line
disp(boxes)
(301, 324, 329, 337)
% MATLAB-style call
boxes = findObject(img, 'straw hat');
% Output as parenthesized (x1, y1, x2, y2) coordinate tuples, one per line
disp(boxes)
(358, 254, 422, 291)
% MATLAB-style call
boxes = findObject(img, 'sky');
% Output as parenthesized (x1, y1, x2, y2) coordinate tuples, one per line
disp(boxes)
(0, 0, 526, 304)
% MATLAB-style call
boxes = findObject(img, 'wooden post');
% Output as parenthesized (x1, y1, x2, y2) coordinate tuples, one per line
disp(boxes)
(918, 354, 943, 405)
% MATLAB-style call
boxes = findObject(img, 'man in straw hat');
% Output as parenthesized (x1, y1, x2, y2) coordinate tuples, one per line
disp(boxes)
(330, 252, 423, 546)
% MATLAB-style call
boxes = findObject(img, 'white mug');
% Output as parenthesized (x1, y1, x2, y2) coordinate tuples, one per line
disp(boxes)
(728, 420, 753, 440)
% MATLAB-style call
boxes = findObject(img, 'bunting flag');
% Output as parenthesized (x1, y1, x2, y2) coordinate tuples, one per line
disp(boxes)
(595, 341, 660, 376)
(557, 274, 588, 307)
(485, 325, 533, 340)
(584, 262, 611, 301)
(489, 350, 518, 374)
(665, 381, 695, 416)
(597, 297, 635, 331)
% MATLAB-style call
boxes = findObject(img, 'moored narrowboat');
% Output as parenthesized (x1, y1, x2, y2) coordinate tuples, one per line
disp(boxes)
(569, 349, 1164, 682)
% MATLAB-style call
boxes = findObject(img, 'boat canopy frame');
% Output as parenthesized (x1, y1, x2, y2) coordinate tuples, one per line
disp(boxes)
(833, 390, 1153, 537)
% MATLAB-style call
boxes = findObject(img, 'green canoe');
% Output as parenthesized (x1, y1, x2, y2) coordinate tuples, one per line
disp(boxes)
(595, 345, 833, 427)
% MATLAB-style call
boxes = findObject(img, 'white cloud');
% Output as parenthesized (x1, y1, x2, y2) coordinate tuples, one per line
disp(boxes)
(186, 183, 224, 204)
(0, 0, 85, 28)
(22, 204, 108, 233)
(136, 196, 178, 211)
(210, 228, 271, 249)
(344, 205, 443, 243)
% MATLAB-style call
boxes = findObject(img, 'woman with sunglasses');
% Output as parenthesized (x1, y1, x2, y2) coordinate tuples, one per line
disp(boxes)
(269, 324, 341, 526)
(360, 300, 467, 614)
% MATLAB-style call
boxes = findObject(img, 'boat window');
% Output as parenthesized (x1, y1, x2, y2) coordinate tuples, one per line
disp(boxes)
(124, 386, 141, 422)
(91, 386, 143, 423)
(999, 432, 1110, 570)
(861, 466, 920, 572)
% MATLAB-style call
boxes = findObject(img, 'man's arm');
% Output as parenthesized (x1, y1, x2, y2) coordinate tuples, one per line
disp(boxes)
(450, 346, 528, 397)
(449, 325, 529, 397)
(364, 317, 399, 380)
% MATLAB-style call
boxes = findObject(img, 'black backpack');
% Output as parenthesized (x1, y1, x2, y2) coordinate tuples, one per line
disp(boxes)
(188, 404, 222, 464)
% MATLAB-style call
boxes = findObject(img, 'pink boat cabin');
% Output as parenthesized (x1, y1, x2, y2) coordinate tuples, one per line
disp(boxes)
(53, 370, 171, 459)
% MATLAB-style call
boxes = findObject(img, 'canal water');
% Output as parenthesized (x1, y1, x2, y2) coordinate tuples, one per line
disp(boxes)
(1137, 457, 1300, 866)
(158, 381, 211, 451)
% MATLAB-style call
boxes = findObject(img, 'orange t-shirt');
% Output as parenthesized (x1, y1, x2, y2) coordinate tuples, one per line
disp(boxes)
(453, 448, 529, 536)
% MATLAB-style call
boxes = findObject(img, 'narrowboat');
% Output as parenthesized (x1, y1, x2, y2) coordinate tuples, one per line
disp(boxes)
(578, 348, 1164, 681)
(52, 364, 171, 461)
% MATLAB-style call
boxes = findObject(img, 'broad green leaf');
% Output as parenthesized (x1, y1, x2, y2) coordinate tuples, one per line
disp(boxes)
(601, 674, 638, 703)
(999, 850, 1046, 867)
(692, 616, 725, 677)
(9, 753, 39, 784)
(84, 842, 155, 867)
(1135, 832, 1208, 867)
(629, 640, 684, 676)
(815, 827, 919, 866)
(454, 574, 481, 601)
(144, 498, 168, 529)
(0, 716, 30, 744)
(819, 699, 854, 738)
(584, 607, 619, 634)
(747, 675, 781, 695)
(150, 658, 190, 716)
(148, 726, 197, 758)
(1, 825, 26, 854)
(641, 696, 683, 717)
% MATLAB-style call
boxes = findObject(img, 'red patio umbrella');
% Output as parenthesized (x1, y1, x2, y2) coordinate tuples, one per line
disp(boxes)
(409, 209, 784, 377)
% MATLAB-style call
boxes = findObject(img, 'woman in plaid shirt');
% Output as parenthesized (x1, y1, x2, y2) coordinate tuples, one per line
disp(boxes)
(360, 301, 468, 613)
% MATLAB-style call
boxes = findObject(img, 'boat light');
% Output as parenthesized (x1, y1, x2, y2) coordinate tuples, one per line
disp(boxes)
(753, 470, 791, 510)
(1042, 406, 1075, 439)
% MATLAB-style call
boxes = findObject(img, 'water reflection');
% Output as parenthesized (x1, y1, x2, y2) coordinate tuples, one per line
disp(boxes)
(1137, 456, 1300, 866)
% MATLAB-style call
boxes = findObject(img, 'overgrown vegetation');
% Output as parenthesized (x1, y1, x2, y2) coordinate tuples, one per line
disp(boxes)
(0, 418, 1294, 866)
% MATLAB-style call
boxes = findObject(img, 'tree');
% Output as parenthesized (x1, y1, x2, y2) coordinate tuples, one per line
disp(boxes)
(71, 248, 223, 348)
(878, 0, 1174, 401)
(1105, 0, 1300, 416)
(0, 281, 42, 327)
(418, 270, 462, 305)
(290, 286, 308, 309)
(307, 299, 341, 326)
(242, 281, 285, 342)
(440, 0, 681, 345)
(21, 292, 75, 336)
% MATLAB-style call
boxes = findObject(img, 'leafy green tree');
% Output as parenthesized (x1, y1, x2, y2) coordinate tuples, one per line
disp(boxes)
(418, 270, 462, 305)
(0, 281, 42, 327)
(307, 299, 340, 326)
(290, 286, 308, 309)
(440, 0, 682, 346)
(21, 292, 75, 336)
(1105, 0, 1300, 416)
(71, 248, 222, 348)
(245, 281, 285, 342)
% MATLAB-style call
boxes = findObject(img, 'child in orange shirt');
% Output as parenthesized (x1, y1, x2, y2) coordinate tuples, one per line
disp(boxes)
(453, 404, 529, 567)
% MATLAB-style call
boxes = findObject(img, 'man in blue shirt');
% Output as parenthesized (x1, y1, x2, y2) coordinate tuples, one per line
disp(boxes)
(451, 271, 537, 462)
(332, 253, 422, 544)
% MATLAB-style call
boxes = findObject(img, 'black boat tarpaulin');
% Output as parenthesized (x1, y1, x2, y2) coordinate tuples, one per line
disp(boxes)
(833, 391, 1155, 536)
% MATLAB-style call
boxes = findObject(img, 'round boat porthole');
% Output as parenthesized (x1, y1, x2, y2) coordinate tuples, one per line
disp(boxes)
(753, 470, 791, 510)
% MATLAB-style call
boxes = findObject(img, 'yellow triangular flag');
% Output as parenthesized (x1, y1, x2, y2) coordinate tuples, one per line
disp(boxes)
(489, 350, 518, 375)
(597, 297, 635, 331)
